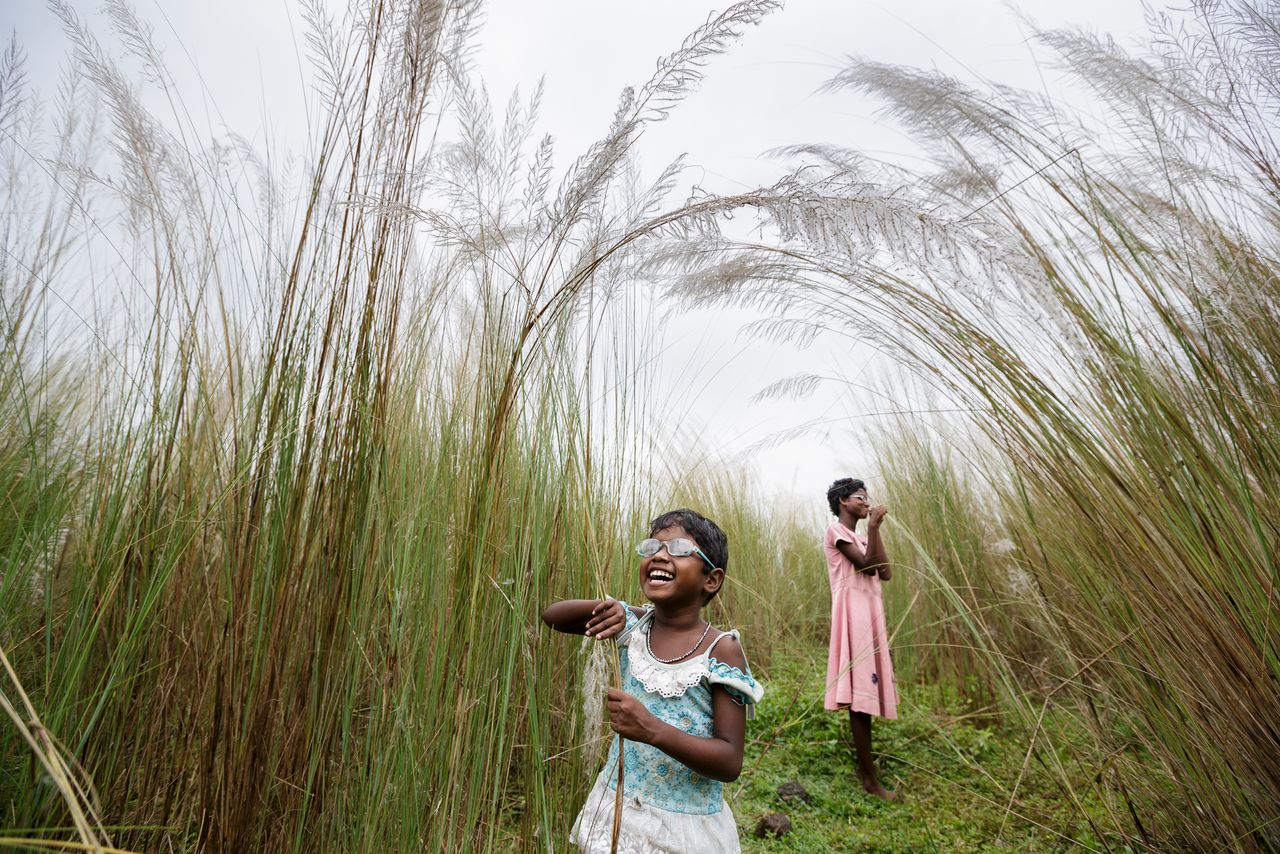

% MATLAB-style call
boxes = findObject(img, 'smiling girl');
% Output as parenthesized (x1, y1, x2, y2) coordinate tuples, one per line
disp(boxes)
(541, 508, 763, 853)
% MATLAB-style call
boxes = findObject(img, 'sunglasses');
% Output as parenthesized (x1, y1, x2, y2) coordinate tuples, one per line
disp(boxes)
(635, 537, 716, 570)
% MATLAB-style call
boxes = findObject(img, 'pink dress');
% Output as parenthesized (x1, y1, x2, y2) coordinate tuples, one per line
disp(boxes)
(823, 521, 897, 718)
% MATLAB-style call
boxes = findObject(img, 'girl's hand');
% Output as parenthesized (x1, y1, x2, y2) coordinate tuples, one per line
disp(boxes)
(606, 688, 658, 743)
(584, 598, 625, 639)
(867, 505, 889, 529)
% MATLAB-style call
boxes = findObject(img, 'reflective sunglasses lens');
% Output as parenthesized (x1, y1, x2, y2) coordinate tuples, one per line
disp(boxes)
(666, 538, 696, 557)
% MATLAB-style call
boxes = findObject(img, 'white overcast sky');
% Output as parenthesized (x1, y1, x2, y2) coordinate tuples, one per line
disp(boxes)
(10, 0, 1158, 504)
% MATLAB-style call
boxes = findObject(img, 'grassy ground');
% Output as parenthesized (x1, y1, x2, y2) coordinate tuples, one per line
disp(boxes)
(732, 644, 1126, 853)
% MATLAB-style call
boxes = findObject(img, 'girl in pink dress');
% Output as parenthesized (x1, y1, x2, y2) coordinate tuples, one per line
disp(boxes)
(823, 477, 898, 799)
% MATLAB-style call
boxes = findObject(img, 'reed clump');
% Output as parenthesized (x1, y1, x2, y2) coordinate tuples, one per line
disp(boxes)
(669, 3, 1280, 849)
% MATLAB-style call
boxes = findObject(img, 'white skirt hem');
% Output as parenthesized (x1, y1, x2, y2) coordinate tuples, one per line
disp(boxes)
(569, 770, 741, 854)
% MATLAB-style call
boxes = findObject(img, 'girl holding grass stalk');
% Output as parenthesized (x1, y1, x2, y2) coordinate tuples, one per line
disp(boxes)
(823, 477, 899, 800)
(542, 508, 763, 853)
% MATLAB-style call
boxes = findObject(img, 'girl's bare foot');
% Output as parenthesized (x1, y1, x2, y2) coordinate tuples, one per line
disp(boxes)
(860, 774, 900, 801)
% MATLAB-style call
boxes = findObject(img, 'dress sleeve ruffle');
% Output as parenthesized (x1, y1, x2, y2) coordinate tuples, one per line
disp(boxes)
(706, 658, 764, 707)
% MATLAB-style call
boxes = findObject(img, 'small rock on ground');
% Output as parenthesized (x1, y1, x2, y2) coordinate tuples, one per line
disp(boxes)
(776, 780, 812, 804)
(754, 812, 792, 838)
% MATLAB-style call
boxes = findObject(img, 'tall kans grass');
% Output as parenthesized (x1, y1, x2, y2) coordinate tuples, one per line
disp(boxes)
(0, 1, 785, 850)
(670, 3, 1280, 850)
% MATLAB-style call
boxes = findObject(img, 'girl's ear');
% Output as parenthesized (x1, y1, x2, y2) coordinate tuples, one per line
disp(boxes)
(703, 567, 725, 597)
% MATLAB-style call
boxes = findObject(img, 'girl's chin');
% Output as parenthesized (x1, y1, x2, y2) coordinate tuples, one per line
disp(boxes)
(643, 581, 689, 601)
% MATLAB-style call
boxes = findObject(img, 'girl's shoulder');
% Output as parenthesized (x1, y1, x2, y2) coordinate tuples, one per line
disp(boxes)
(614, 601, 651, 640)
(704, 628, 746, 670)
(826, 519, 859, 544)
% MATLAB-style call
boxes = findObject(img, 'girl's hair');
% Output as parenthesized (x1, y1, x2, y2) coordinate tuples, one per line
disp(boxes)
(649, 508, 729, 601)
(826, 477, 866, 516)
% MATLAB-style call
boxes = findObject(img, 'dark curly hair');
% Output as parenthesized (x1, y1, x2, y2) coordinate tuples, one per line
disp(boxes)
(826, 477, 866, 516)
(648, 508, 728, 601)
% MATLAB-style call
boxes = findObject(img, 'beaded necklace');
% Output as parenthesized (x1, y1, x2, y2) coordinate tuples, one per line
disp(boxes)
(645, 618, 712, 664)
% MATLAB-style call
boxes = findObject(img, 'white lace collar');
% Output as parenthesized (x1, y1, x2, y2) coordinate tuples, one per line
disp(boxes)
(625, 610, 721, 699)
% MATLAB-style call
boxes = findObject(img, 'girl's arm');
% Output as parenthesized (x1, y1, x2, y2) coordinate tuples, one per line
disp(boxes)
(540, 598, 632, 638)
(834, 507, 893, 580)
(605, 636, 748, 782)
(866, 506, 892, 580)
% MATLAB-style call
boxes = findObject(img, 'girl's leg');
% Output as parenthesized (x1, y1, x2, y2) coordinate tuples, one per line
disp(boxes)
(848, 710, 896, 799)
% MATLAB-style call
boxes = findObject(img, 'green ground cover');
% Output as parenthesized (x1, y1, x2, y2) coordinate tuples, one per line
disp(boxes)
(733, 646, 1127, 853)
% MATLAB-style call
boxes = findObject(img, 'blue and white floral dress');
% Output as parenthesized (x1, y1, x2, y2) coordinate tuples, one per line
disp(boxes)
(570, 604, 764, 854)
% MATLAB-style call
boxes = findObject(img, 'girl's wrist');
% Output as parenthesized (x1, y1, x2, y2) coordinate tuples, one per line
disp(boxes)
(643, 715, 672, 747)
